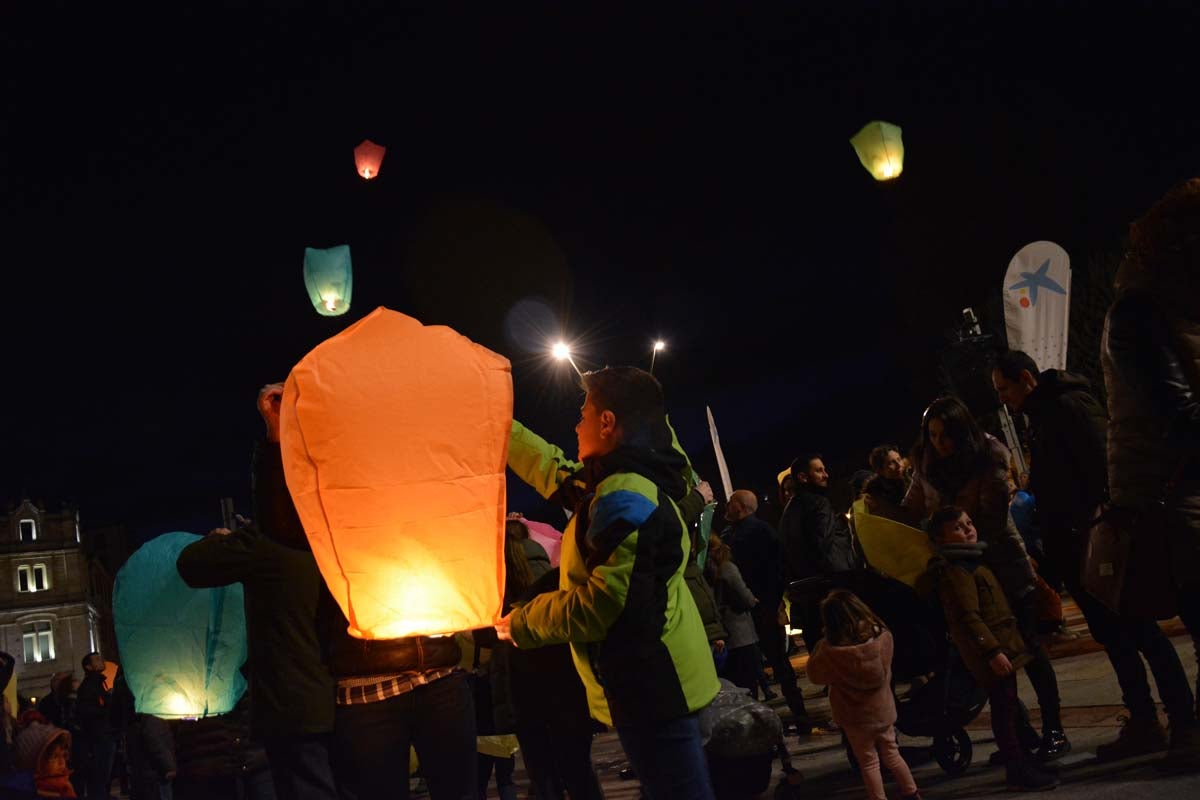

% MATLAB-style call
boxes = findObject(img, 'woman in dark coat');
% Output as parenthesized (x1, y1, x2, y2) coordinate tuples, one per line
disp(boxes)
(894, 396, 1067, 761)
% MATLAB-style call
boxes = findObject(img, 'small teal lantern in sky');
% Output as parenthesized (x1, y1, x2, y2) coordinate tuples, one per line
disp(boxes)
(303, 245, 353, 316)
(114, 532, 247, 719)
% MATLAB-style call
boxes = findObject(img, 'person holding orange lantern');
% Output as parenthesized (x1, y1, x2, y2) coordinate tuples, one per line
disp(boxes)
(176, 384, 339, 800)
(496, 366, 720, 800)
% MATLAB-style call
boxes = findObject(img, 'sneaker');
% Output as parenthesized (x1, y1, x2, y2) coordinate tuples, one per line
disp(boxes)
(1095, 714, 1168, 762)
(1005, 759, 1060, 791)
(1157, 722, 1200, 773)
(804, 685, 830, 700)
(1036, 730, 1071, 762)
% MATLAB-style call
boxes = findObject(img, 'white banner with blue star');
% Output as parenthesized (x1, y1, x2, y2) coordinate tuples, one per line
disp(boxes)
(1003, 240, 1071, 370)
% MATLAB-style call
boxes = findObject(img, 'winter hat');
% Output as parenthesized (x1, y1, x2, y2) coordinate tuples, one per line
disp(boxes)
(13, 721, 70, 772)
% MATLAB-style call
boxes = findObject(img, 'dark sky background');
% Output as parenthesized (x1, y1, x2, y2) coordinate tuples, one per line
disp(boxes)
(4, 3, 1200, 544)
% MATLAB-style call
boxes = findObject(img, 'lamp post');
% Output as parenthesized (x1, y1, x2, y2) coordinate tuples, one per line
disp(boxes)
(650, 340, 666, 375)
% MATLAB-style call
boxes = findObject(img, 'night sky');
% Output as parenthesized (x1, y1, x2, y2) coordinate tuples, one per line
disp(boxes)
(5, 4, 1200, 543)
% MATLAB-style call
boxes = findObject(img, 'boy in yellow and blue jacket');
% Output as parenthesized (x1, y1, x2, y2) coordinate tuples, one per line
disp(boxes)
(496, 366, 719, 800)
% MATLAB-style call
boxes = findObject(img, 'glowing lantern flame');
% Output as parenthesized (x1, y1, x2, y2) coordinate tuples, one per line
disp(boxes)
(354, 139, 386, 180)
(850, 120, 905, 181)
(654, 340, 666, 352)
(303, 245, 353, 317)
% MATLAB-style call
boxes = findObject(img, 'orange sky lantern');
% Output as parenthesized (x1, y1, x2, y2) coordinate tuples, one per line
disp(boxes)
(279, 307, 512, 639)
(353, 139, 386, 179)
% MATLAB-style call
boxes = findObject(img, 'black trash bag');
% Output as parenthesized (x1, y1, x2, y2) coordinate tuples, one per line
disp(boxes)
(700, 679, 783, 758)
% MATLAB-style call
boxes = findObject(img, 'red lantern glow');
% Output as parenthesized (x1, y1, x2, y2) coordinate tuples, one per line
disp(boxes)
(354, 139, 386, 180)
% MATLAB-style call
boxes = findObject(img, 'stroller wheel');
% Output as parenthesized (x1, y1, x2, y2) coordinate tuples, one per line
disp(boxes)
(933, 728, 973, 775)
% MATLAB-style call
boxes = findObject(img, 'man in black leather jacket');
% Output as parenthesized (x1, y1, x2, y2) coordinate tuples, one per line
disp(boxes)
(1104, 178, 1200, 771)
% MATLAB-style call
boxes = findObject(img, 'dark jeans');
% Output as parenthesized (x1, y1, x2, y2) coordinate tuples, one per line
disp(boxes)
(1048, 533, 1196, 725)
(1074, 578, 1195, 723)
(720, 643, 763, 696)
(75, 735, 116, 798)
(334, 671, 476, 800)
(262, 733, 338, 800)
(616, 714, 714, 800)
(1176, 580, 1200, 715)
(989, 676, 1024, 763)
(752, 606, 808, 720)
(514, 722, 602, 800)
(1014, 592, 1063, 732)
(476, 755, 515, 800)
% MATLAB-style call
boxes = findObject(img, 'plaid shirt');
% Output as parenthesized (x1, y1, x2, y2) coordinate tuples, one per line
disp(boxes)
(336, 667, 460, 706)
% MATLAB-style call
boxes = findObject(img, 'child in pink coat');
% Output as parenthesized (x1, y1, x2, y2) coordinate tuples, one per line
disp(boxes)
(806, 590, 920, 800)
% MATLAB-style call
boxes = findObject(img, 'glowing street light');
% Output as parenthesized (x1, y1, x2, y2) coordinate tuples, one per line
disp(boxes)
(650, 339, 666, 375)
(551, 341, 582, 378)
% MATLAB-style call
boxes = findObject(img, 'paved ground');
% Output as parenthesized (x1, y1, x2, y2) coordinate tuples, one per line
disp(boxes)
(485, 598, 1199, 798)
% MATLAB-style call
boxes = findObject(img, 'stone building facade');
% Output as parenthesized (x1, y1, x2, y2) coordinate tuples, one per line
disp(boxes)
(0, 500, 111, 703)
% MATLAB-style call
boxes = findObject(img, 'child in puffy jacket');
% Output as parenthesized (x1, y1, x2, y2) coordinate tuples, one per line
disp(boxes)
(805, 590, 919, 800)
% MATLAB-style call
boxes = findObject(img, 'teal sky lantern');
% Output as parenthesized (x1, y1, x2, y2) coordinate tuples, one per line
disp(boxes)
(114, 532, 247, 719)
(303, 245, 353, 316)
(850, 120, 905, 181)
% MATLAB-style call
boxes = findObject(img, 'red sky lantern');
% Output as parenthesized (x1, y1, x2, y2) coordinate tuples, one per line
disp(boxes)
(354, 139, 386, 180)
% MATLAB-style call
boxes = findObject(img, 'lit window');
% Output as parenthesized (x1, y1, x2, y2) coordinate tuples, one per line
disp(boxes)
(19, 519, 37, 542)
(16, 565, 50, 593)
(22, 621, 55, 663)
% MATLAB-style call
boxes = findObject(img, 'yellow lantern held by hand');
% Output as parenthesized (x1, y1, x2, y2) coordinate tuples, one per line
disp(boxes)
(280, 307, 512, 640)
(850, 120, 904, 181)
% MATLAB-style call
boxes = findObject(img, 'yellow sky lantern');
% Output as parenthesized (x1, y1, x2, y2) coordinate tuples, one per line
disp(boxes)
(850, 120, 904, 181)
(280, 307, 512, 639)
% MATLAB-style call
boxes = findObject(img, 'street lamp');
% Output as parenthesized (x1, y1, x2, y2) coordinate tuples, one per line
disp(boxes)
(552, 341, 582, 378)
(650, 340, 666, 375)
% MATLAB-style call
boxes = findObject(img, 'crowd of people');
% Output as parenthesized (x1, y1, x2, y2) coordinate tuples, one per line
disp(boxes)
(2, 181, 1199, 799)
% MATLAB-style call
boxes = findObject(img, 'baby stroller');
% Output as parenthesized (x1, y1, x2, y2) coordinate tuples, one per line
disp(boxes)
(789, 568, 988, 775)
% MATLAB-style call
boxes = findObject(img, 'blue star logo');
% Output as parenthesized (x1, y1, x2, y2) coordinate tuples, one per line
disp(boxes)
(1008, 258, 1066, 306)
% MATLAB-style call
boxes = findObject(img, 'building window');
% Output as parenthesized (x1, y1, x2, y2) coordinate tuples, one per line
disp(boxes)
(19, 519, 37, 542)
(16, 564, 50, 593)
(22, 621, 55, 663)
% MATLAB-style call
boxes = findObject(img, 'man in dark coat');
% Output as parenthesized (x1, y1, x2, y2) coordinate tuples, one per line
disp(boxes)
(721, 490, 811, 730)
(995, 350, 1194, 760)
(778, 454, 857, 682)
(176, 384, 338, 800)
(76, 652, 116, 798)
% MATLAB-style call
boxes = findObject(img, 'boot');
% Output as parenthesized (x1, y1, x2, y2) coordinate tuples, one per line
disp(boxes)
(1157, 722, 1200, 772)
(1035, 730, 1071, 762)
(1004, 759, 1060, 792)
(1095, 714, 1168, 762)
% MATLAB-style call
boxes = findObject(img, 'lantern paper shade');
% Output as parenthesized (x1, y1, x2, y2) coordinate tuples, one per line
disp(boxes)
(303, 245, 353, 317)
(114, 532, 247, 719)
(850, 120, 904, 181)
(280, 306, 512, 639)
(354, 139, 386, 180)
